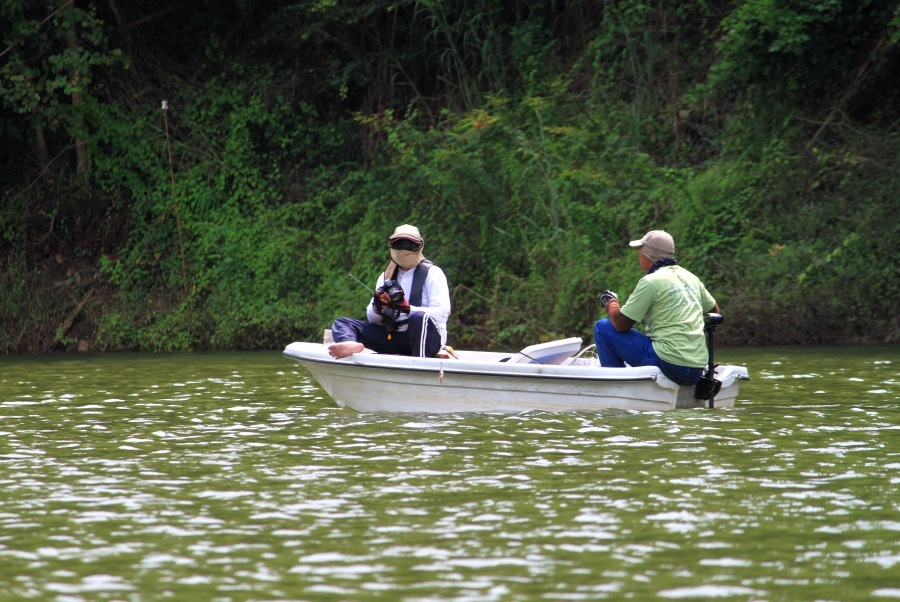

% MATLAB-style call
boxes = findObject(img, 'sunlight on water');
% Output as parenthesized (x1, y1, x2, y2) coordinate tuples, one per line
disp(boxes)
(0, 346, 897, 600)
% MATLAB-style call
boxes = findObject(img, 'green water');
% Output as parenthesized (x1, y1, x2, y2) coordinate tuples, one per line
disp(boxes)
(0, 346, 897, 601)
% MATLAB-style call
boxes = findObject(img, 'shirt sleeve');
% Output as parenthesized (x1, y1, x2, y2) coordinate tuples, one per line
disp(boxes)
(366, 274, 386, 323)
(414, 266, 451, 322)
(700, 282, 716, 313)
(619, 277, 653, 323)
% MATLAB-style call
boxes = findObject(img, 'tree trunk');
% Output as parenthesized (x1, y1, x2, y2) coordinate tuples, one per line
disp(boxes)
(67, 7, 87, 175)
(34, 120, 50, 166)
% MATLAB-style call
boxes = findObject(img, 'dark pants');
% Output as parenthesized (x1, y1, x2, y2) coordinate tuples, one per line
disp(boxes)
(331, 311, 442, 358)
(593, 318, 703, 386)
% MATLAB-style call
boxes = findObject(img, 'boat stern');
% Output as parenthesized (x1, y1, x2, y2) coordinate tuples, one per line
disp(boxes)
(672, 364, 750, 409)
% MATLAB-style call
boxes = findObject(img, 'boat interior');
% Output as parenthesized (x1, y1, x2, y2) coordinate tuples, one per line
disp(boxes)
(504, 337, 586, 365)
(439, 337, 592, 366)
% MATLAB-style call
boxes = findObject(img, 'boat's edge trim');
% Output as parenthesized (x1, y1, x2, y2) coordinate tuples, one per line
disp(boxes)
(284, 351, 659, 383)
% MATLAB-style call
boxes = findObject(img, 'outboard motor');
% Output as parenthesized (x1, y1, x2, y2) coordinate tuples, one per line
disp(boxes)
(694, 313, 724, 407)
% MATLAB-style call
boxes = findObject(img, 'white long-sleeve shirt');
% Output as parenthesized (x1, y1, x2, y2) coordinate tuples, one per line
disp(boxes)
(366, 263, 451, 344)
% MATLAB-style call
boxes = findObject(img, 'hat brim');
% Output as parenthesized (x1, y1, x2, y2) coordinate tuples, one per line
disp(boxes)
(628, 239, 645, 248)
(389, 234, 423, 244)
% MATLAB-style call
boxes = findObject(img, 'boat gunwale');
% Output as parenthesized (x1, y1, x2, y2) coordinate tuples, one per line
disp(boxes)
(283, 349, 661, 384)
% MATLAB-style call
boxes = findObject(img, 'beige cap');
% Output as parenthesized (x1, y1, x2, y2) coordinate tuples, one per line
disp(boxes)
(388, 224, 423, 244)
(629, 230, 675, 260)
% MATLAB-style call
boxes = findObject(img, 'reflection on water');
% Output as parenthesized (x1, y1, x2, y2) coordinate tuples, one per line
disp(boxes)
(0, 347, 897, 600)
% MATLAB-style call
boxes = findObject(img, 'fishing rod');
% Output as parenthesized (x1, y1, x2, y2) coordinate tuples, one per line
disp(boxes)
(348, 273, 542, 363)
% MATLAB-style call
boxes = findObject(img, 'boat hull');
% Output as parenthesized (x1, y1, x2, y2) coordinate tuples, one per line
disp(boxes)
(283, 342, 749, 413)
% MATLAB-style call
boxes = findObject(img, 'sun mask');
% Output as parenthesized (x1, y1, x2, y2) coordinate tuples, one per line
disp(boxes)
(390, 248, 422, 270)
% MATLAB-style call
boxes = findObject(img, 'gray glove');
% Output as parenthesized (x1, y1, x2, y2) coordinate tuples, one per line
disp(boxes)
(599, 290, 618, 308)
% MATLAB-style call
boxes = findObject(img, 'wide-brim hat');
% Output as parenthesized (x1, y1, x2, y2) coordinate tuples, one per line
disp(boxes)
(388, 224, 424, 245)
(629, 230, 675, 257)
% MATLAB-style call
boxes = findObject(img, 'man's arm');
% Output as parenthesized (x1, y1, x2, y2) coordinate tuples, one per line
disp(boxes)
(366, 275, 386, 323)
(417, 266, 451, 321)
(604, 298, 636, 332)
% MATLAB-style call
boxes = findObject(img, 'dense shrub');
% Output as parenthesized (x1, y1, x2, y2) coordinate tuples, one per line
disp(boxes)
(1, 0, 898, 351)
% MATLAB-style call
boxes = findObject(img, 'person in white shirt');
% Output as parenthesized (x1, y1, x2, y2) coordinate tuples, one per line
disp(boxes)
(328, 224, 451, 359)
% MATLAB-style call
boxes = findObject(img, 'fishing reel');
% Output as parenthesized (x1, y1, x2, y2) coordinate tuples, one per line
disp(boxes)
(379, 279, 405, 305)
(375, 279, 406, 337)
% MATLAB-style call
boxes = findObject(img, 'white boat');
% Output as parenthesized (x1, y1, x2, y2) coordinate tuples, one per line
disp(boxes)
(282, 336, 750, 413)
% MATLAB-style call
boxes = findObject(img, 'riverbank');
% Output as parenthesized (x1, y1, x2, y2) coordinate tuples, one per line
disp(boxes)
(2, 2, 897, 352)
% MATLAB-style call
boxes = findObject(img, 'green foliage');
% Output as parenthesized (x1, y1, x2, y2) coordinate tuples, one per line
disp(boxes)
(698, 132, 900, 345)
(320, 90, 693, 346)
(88, 64, 350, 350)
(709, 0, 899, 118)
(1, 0, 899, 352)
(0, 1, 125, 152)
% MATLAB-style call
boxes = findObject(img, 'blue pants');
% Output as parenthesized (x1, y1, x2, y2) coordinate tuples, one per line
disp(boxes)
(332, 311, 442, 358)
(593, 318, 703, 386)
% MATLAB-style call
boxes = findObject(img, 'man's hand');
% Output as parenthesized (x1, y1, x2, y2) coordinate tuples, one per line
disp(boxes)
(393, 297, 411, 314)
(375, 290, 393, 306)
(375, 290, 410, 314)
(372, 291, 388, 315)
(599, 290, 618, 309)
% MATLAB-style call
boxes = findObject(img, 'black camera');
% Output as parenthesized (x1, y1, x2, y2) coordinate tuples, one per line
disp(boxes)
(380, 279, 405, 305)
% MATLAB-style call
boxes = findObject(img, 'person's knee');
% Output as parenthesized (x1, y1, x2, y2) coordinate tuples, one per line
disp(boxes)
(594, 318, 615, 338)
(594, 317, 613, 328)
(332, 317, 352, 328)
(331, 317, 360, 343)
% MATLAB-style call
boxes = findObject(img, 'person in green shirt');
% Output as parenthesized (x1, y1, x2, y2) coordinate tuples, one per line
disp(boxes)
(594, 230, 719, 385)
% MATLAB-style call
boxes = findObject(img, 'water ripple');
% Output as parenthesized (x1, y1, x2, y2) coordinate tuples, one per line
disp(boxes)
(0, 347, 897, 600)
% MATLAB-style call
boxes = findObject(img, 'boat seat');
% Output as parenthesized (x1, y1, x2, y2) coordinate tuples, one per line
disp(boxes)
(506, 337, 584, 365)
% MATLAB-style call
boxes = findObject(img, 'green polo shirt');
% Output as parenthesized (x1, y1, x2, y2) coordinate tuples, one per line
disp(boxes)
(619, 265, 716, 368)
